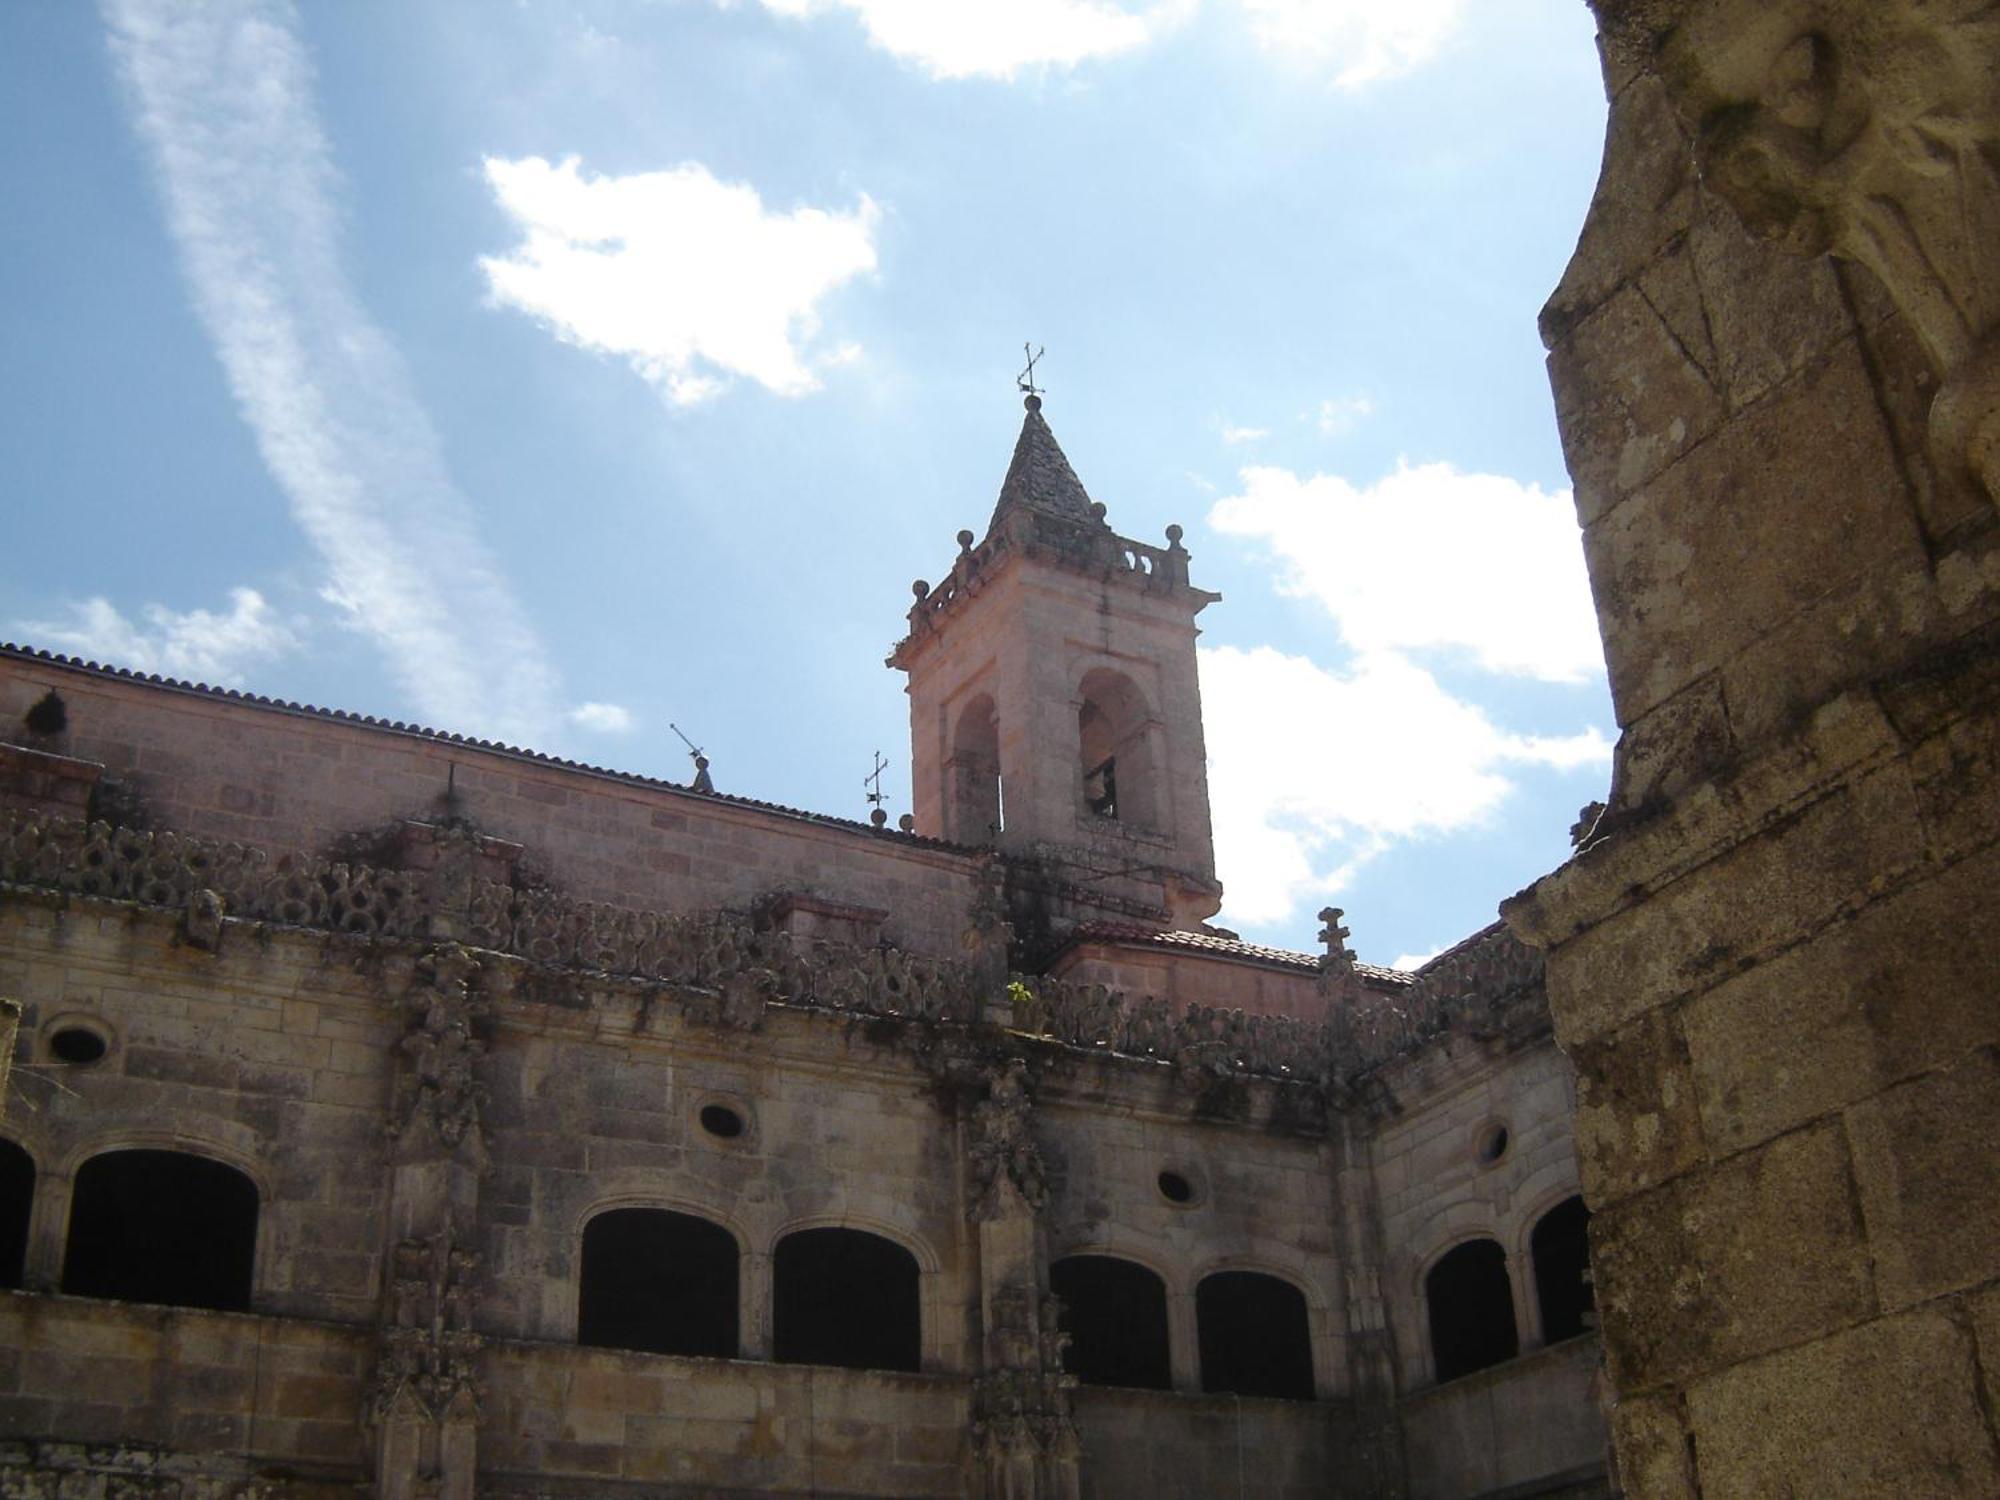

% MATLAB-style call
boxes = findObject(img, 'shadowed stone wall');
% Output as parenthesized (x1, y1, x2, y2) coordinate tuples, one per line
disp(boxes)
(1507, 3, 2000, 1495)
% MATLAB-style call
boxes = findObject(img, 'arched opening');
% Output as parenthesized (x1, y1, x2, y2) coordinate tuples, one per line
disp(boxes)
(773, 1227, 920, 1372)
(1049, 1254, 1171, 1390)
(578, 1208, 739, 1359)
(1076, 668, 1157, 829)
(1196, 1270, 1315, 1400)
(0, 1139, 32, 1290)
(948, 693, 1002, 843)
(1531, 1195, 1594, 1345)
(62, 1149, 257, 1312)
(1425, 1239, 1518, 1383)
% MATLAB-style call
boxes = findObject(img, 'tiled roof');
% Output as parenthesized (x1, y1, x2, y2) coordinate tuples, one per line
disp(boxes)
(1065, 921, 1416, 986)
(987, 399, 1106, 536)
(0, 642, 973, 854)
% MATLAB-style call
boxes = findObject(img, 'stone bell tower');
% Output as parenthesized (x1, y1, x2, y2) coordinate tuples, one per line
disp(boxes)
(889, 394, 1223, 929)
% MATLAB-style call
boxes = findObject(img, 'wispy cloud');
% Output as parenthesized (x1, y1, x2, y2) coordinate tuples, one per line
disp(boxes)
(481, 156, 879, 406)
(102, 0, 562, 747)
(1312, 393, 1374, 436)
(1200, 644, 1609, 928)
(22, 588, 297, 687)
(737, 1, 1459, 86)
(753, 0, 1170, 79)
(1220, 423, 1269, 445)
(1210, 461, 1605, 683)
(567, 701, 635, 734)
(1236, 0, 1464, 86)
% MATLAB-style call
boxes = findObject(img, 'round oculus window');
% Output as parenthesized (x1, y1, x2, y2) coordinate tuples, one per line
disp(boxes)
(49, 1026, 109, 1065)
(699, 1103, 746, 1140)
(1157, 1169, 1196, 1205)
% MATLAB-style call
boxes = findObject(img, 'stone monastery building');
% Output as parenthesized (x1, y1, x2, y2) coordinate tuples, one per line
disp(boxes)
(0, 397, 1609, 1498)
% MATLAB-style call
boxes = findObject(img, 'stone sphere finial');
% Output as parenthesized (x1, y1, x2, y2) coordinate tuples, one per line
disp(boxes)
(870, 808, 888, 828)
(1090, 502, 1107, 521)
(1165, 523, 1184, 546)
(957, 528, 975, 551)
(898, 813, 915, 833)
(912, 579, 930, 599)
(1024, 393, 1042, 414)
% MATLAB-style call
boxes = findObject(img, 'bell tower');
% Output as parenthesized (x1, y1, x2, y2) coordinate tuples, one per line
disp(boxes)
(889, 395, 1222, 928)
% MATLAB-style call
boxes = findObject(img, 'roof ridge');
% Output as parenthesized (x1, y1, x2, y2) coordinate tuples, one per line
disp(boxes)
(0, 641, 973, 854)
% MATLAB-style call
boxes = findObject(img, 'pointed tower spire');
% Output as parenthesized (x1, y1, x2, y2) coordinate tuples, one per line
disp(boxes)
(987, 396, 1108, 537)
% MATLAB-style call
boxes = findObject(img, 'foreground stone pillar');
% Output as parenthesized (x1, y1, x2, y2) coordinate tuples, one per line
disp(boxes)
(1507, 4, 2000, 1494)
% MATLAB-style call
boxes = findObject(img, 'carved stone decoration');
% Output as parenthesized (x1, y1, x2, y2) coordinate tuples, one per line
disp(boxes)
(966, 1059, 1048, 1220)
(1615, 0, 2000, 505)
(181, 886, 225, 951)
(962, 859, 1015, 999)
(971, 1283, 1081, 1500)
(397, 944, 490, 1162)
(1318, 906, 1357, 979)
(368, 1223, 483, 1500)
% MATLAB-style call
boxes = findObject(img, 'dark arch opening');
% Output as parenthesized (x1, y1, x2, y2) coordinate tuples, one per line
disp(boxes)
(0, 1139, 32, 1290)
(62, 1149, 257, 1312)
(1426, 1239, 1519, 1383)
(949, 693, 1002, 844)
(1049, 1254, 1171, 1391)
(773, 1227, 920, 1372)
(1076, 668, 1156, 828)
(1196, 1270, 1315, 1400)
(1531, 1195, 1594, 1345)
(578, 1208, 740, 1359)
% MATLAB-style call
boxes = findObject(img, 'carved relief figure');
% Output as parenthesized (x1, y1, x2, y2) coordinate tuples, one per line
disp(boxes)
(967, 1059, 1048, 1219)
(1632, 0, 2000, 502)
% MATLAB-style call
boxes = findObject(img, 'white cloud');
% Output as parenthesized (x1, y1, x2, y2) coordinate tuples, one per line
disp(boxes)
(753, 0, 1168, 79)
(22, 588, 297, 687)
(480, 155, 879, 405)
(1220, 423, 1269, 445)
(1312, 393, 1374, 435)
(1209, 462, 1604, 683)
(1391, 946, 1444, 972)
(1200, 644, 1610, 927)
(567, 701, 635, 734)
(1236, 0, 1464, 86)
(103, 0, 563, 747)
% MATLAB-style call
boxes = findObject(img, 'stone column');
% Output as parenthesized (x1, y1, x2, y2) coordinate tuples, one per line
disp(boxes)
(964, 1058, 1080, 1500)
(367, 942, 491, 1500)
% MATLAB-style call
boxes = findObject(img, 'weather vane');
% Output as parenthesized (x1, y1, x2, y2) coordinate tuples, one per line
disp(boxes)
(1016, 342, 1045, 398)
(864, 750, 888, 811)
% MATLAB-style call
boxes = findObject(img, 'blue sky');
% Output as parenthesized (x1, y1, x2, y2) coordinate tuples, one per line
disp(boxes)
(1, 0, 1614, 968)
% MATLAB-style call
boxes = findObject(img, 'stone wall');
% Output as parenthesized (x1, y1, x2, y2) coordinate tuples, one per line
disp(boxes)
(1506, 3, 2000, 1495)
(0, 654, 985, 961)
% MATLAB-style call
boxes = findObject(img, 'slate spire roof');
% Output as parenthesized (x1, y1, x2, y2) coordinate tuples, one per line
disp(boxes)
(986, 395, 1110, 538)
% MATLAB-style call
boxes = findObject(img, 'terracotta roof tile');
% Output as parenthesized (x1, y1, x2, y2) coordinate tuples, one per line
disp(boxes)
(1064, 920, 1416, 985)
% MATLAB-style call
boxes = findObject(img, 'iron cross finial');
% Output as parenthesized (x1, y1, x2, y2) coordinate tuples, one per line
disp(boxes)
(1016, 343, 1045, 398)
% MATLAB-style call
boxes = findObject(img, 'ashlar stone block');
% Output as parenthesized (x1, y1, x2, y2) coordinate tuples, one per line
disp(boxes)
(1687, 1308, 1999, 1500)
(1590, 1123, 1873, 1391)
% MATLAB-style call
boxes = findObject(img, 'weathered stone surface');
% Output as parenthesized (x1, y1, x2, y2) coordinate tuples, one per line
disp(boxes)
(1589, 1124, 1873, 1391)
(1581, 335, 1920, 726)
(1686, 1308, 2000, 1500)
(1607, 1393, 1697, 1500)
(1684, 844, 2000, 1157)
(1566, 1006, 1704, 1208)
(1845, 1049, 2000, 1312)
(1549, 761, 1925, 1046)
